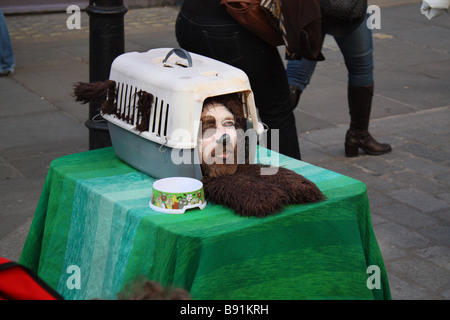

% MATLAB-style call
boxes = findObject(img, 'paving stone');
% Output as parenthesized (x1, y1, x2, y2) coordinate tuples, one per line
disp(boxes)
(388, 257, 450, 291)
(352, 173, 403, 192)
(443, 289, 450, 300)
(374, 237, 407, 260)
(0, 111, 87, 151)
(0, 157, 24, 181)
(302, 126, 348, 147)
(294, 109, 336, 134)
(0, 77, 55, 117)
(373, 36, 450, 70)
(432, 208, 450, 224)
(398, 157, 450, 177)
(400, 128, 450, 150)
(374, 68, 450, 110)
(370, 212, 389, 225)
(414, 246, 450, 271)
(349, 156, 403, 175)
(420, 225, 450, 247)
(0, 179, 43, 239)
(367, 189, 395, 209)
(389, 188, 449, 213)
(385, 170, 448, 194)
(373, 222, 431, 248)
(436, 193, 450, 202)
(386, 273, 432, 300)
(0, 217, 32, 262)
(434, 172, 450, 188)
(372, 202, 440, 229)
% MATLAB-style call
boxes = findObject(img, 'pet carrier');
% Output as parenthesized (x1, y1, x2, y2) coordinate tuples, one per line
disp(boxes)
(103, 48, 264, 180)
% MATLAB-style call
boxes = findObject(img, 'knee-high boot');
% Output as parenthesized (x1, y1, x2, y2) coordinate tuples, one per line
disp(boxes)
(345, 84, 392, 157)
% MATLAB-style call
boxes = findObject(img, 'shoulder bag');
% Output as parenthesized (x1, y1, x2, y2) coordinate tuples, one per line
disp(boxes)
(220, 0, 284, 46)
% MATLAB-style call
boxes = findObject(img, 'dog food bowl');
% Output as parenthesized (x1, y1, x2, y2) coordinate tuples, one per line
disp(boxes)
(149, 177, 207, 214)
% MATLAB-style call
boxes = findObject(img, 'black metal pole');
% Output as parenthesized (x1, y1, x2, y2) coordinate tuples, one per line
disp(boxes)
(85, 0, 127, 150)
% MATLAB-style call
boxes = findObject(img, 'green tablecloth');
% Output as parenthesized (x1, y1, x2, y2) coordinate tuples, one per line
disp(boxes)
(19, 147, 390, 300)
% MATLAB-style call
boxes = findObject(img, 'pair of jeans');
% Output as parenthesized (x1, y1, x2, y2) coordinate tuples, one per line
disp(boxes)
(0, 9, 14, 74)
(286, 14, 374, 91)
(175, 10, 301, 160)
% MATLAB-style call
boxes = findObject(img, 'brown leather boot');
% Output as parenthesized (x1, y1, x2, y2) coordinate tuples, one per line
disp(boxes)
(290, 85, 302, 110)
(345, 84, 392, 157)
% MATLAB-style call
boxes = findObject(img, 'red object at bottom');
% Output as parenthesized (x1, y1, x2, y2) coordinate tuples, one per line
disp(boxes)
(0, 257, 63, 300)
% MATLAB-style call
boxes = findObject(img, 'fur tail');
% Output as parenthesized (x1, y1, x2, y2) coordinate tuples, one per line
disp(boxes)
(73, 80, 118, 115)
(73, 80, 116, 104)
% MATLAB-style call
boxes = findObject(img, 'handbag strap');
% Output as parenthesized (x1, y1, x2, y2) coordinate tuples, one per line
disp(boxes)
(220, 0, 260, 13)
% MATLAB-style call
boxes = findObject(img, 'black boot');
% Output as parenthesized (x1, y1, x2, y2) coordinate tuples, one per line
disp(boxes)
(345, 84, 392, 157)
(290, 85, 302, 110)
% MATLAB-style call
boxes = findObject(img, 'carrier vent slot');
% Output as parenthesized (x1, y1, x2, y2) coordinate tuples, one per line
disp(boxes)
(121, 84, 129, 121)
(164, 104, 169, 137)
(157, 99, 164, 136)
(117, 82, 124, 118)
(130, 87, 137, 125)
(148, 97, 169, 137)
(114, 82, 168, 134)
(150, 97, 158, 134)
(115, 82, 140, 127)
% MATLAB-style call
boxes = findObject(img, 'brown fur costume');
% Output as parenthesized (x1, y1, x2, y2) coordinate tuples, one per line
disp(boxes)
(199, 93, 325, 217)
(73, 82, 325, 217)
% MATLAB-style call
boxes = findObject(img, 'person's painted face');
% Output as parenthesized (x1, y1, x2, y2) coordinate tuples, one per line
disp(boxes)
(199, 103, 238, 177)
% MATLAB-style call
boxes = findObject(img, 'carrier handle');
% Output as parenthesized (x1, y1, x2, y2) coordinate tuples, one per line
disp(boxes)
(163, 48, 193, 67)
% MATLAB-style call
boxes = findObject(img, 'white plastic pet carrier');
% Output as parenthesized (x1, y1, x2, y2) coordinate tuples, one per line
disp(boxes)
(103, 48, 264, 180)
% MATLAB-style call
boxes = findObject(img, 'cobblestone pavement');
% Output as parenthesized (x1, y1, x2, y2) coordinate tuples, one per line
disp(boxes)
(5, 6, 178, 42)
(1, 0, 449, 300)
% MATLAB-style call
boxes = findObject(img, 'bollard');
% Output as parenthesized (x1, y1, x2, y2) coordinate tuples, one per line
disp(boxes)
(85, 0, 128, 150)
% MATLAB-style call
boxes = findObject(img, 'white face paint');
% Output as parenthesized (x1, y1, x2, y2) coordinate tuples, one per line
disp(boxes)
(200, 104, 237, 166)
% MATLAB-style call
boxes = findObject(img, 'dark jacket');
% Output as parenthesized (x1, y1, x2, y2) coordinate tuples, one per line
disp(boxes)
(180, 0, 325, 61)
(280, 0, 325, 61)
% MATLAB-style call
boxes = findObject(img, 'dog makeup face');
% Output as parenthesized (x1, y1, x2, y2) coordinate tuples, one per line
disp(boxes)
(199, 103, 238, 177)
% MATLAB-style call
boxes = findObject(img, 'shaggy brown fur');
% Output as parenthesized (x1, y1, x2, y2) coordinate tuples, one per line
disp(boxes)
(202, 164, 325, 217)
(200, 93, 325, 217)
(73, 80, 118, 115)
(203, 93, 247, 131)
(73, 81, 154, 132)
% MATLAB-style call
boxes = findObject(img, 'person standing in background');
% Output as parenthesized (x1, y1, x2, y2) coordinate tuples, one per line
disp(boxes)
(287, 11, 392, 157)
(175, 0, 303, 160)
(0, 9, 15, 76)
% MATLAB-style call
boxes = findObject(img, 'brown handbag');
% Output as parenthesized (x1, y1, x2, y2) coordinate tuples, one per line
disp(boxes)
(220, 0, 284, 46)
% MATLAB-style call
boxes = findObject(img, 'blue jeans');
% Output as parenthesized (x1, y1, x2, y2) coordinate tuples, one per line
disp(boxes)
(176, 10, 301, 160)
(0, 9, 14, 74)
(286, 15, 374, 90)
